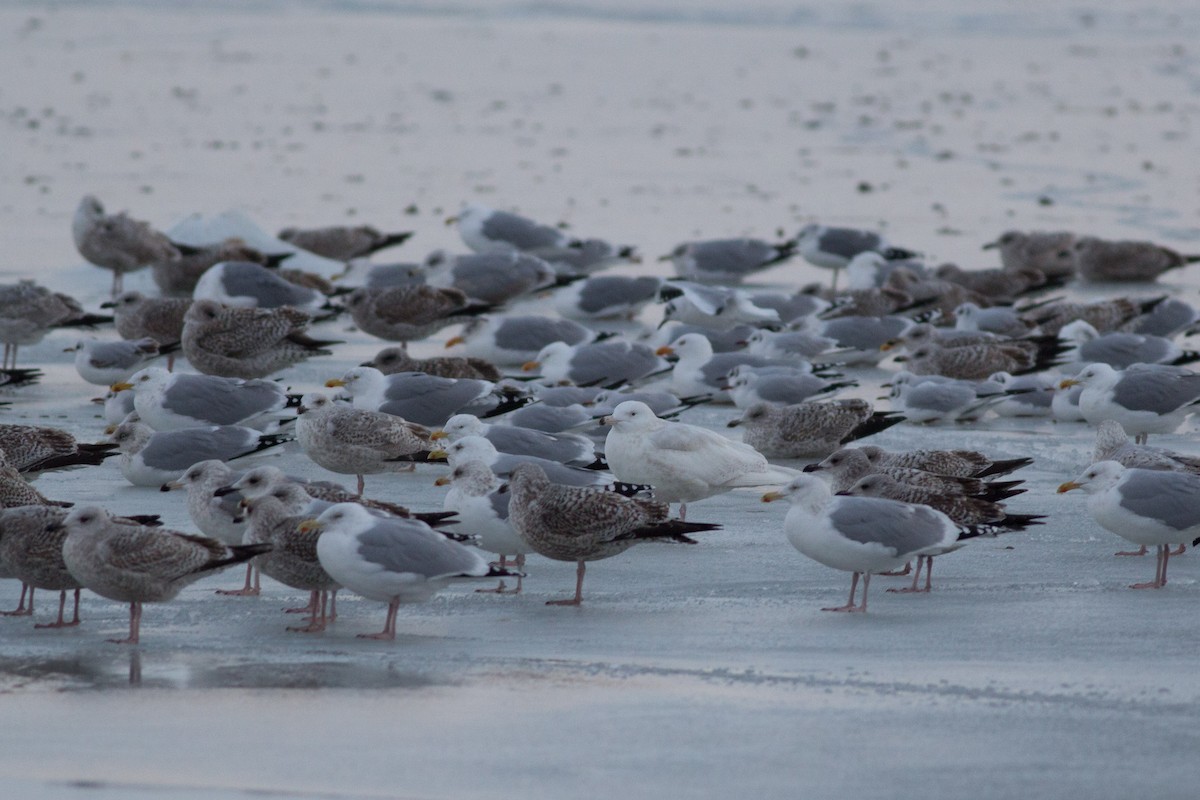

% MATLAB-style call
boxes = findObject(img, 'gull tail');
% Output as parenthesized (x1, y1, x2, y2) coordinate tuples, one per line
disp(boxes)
(973, 457, 1034, 478)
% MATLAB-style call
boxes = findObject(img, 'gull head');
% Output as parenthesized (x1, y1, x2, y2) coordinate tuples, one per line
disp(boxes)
(1057, 460, 1126, 495)
(60, 505, 113, 535)
(762, 474, 831, 506)
(1059, 362, 1117, 390)
(602, 400, 660, 431)
(229, 464, 290, 498)
(727, 402, 776, 429)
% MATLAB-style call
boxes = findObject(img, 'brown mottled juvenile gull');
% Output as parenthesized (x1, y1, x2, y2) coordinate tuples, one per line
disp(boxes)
(0, 423, 117, 475)
(278, 224, 413, 261)
(0, 506, 81, 626)
(982, 230, 1076, 278)
(152, 237, 293, 296)
(361, 346, 501, 381)
(102, 291, 191, 348)
(327, 366, 531, 427)
(762, 474, 1030, 610)
(855, 445, 1032, 479)
(726, 400, 903, 459)
(240, 486, 341, 633)
(296, 392, 433, 495)
(306, 502, 510, 639)
(602, 401, 800, 519)
(57, 506, 270, 644)
(182, 299, 340, 379)
(1058, 461, 1200, 588)
(805, 447, 1026, 499)
(839, 473, 1044, 528)
(933, 264, 1055, 302)
(1023, 296, 1164, 337)
(1092, 420, 1200, 473)
(1062, 362, 1200, 443)
(507, 463, 720, 605)
(108, 420, 291, 487)
(72, 195, 183, 296)
(0, 280, 111, 369)
(0, 452, 73, 509)
(895, 340, 1063, 380)
(1071, 236, 1200, 282)
(346, 285, 488, 344)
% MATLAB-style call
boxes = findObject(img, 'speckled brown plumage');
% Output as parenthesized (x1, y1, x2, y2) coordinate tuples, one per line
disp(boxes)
(182, 299, 339, 378)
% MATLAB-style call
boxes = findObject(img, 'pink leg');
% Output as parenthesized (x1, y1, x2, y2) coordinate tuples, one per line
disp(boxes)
(679, 503, 687, 522)
(285, 591, 319, 614)
(359, 597, 400, 639)
(217, 563, 261, 596)
(356, 474, 365, 496)
(547, 560, 585, 606)
(880, 560, 912, 577)
(1169, 544, 1186, 557)
(287, 591, 327, 633)
(35, 589, 81, 629)
(1131, 545, 1167, 589)
(1, 584, 33, 616)
(889, 557, 929, 594)
(109, 601, 141, 644)
(1115, 544, 1148, 557)
(823, 572, 866, 612)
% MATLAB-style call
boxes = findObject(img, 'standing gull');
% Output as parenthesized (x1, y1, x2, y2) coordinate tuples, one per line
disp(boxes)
(0, 280, 112, 369)
(306, 503, 513, 640)
(727, 400, 903, 459)
(762, 474, 1018, 611)
(602, 400, 800, 518)
(57, 506, 270, 644)
(434, 460, 528, 594)
(152, 237, 292, 297)
(1058, 462, 1200, 588)
(72, 195, 183, 296)
(796, 223, 917, 291)
(507, 463, 719, 605)
(161, 460, 256, 595)
(0, 506, 83, 627)
(296, 392, 432, 494)
(1061, 362, 1200, 443)
(181, 299, 340, 379)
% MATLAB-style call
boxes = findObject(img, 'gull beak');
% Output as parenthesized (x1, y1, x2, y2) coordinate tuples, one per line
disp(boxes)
(324, 378, 347, 388)
(891, 355, 908, 363)
(433, 475, 450, 486)
(1058, 379, 1080, 389)
(297, 519, 322, 533)
(427, 448, 449, 460)
(99, 300, 116, 309)
(982, 240, 999, 250)
(103, 423, 118, 435)
(761, 491, 785, 503)
(429, 430, 448, 441)
(63, 346, 77, 353)
(655, 345, 675, 356)
(656, 253, 673, 262)
(444, 215, 459, 226)
(726, 419, 742, 428)
(598, 415, 614, 426)
(445, 335, 465, 348)
(1056, 480, 1083, 494)
(160, 481, 183, 492)
(521, 361, 540, 372)
(110, 381, 134, 392)
(879, 341, 897, 352)
(238, 499, 250, 511)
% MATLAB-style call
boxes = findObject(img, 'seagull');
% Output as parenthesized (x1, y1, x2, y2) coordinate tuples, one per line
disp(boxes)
(0, 280, 112, 369)
(1058, 461, 1200, 588)
(553, 275, 662, 321)
(65, 337, 169, 386)
(982, 230, 1077, 278)
(421, 249, 562, 305)
(434, 459, 528, 594)
(805, 447, 1026, 499)
(656, 332, 800, 402)
(444, 314, 600, 366)
(346, 285, 489, 345)
(1058, 319, 1199, 371)
(601, 400, 799, 518)
(506, 463, 719, 605)
(102, 291, 191, 349)
(0, 423, 117, 476)
(449, 203, 576, 254)
(114, 366, 297, 431)
(151, 237, 293, 297)
(795, 223, 918, 291)
(432, 413, 597, 466)
(524, 339, 669, 389)
(72, 195, 184, 296)
(657, 282, 780, 331)
(193, 261, 328, 312)
(278, 224, 413, 261)
(361, 345, 501, 381)
(160, 460, 255, 595)
(855, 445, 1032, 479)
(327, 366, 531, 427)
(432, 434, 618, 488)
(305, 502, 513, 639)
(1071, 236, 1200, 282)
(762, 474, 1022, 611)
(108, 420, 291, 487)
(663, 236, 799, 285)
(181, 299, 340, 379)
(727, 400, 903, 459)
(1061, 362, 1200, 443)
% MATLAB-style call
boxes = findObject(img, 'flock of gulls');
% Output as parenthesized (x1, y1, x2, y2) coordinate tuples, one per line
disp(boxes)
(3, 194, 1200, 643)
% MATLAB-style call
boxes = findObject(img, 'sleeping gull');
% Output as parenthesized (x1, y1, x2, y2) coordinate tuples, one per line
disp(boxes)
(193, 261, 327, 312)
(762, 474, 1020, 611)
(804, 315, 914, 365)
(1071, 236, 1200, 282)
(181, 299, 340, 379)
(805, 447, 1026, 499)
(326, 366, 531, 427)
(102, 291, 190, 349)
(1060, 362, 1200, 443)
(663, 237, 798, 285)
(306, 502, 512, 639)
(0, 423, 117, 475)
(434, 459, 528, 594)
(240, 487, 341, 633)
(1058, 319, 1199, 370)
(361, 345, 501, 381)
(1058, 461, 1200, 588)
(601, 400, 800, 518)
(554, 275, 662, 321)
(985, 371, 1056, 417)
(278, 224, 413, 261)
(982, 230, 1077, 278)
(726, 400, 903, 459)
(933, 264, 1057, 303)
(346, 285, 488, 345)
(445, 314, 599, 366)
(524, 339, 668, 388)
(507, 463, 719, 605)
(72, 195, 183, 296)
(727, 369, 854, 409)
(114, 366, 297, 431)
(535, 238, 639, 276)
(108, 420, 291, 487)
(657, 283, 780, 331)
(57, 506, 270, 644)
(953, 302, 1035, 338)
(855, 445, 1032, 479)
(742, 328, 836, 361)
(296, 392, 433, 495)
(432, 413, 596, 466)
(65, 337, 169, 386)
(422, 249, 562, 305)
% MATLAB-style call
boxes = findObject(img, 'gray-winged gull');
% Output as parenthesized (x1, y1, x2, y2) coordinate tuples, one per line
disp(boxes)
(115, 366, 296, 431)
(193, 261, 327, 311)
(663, 237, 798, 285)
(326, 366, 530, 427)
(434, 459, 527, 593)
(1061, 362, 1200, 442)
(524, 339, 668, 388)
(445, 314, 598, 365)
(554, 275, 662, 321)
(432, 413, 596, 466)
(108, 420, 290, 487)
